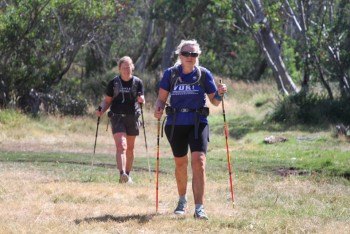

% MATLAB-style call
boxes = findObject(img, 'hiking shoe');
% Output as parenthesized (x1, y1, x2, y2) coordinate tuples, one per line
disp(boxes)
(119, 173, 129, 184)
(174, 200, 187, 215)
(127, 176, 133, 184)
(193, 208, 209, 220)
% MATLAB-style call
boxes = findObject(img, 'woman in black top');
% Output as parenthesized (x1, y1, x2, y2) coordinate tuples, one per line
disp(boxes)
(96, 56, 145, 183)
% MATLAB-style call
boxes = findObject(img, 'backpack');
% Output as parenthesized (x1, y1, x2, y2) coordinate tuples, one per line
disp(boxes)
(169, 65, 207, 92)
(165, 65, 209, 140)
(112, 75, 140, 100)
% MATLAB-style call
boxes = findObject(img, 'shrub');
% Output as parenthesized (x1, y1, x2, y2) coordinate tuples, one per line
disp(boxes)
(270, 92, 350, 126)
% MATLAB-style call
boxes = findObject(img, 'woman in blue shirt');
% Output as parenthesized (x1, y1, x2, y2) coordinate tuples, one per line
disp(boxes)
(154, 39, 227, 220)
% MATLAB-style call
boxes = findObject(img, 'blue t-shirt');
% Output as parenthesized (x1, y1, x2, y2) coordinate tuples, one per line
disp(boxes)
(159, 65, 217, 125)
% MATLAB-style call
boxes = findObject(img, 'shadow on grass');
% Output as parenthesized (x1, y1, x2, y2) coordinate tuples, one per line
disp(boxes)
(74, 213, 156, 224)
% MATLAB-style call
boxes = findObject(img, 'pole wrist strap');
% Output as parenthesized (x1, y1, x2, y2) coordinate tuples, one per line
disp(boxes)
(214, 90, 223, 101)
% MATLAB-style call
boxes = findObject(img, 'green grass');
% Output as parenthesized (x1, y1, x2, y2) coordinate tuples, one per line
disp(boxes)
(1, 128, 349, 182)
(208, 113, 350, 179)
(1, 80, 349, 233)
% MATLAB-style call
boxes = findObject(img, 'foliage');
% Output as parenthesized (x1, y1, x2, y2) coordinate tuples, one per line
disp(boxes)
(270, 92, 350, 126)
(282, 41, 301, 82)
(54, 92, 88, 116)
(192, 0, 245, 78)
(0, 0, 132, 110)
(0, 0, 350, 125)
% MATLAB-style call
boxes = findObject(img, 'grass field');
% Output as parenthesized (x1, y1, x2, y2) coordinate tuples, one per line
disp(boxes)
(0, 80, 349, 233)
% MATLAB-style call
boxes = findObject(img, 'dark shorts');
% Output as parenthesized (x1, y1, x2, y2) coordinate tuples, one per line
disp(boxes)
(164, 124, 209, 157)
(110, 113, 140, 136)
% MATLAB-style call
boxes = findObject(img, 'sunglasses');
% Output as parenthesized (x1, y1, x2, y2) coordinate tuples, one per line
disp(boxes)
(180, 51, 199, 58)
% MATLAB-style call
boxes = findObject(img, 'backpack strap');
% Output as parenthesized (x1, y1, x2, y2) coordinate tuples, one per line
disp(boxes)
(166, 66, 209, 140)
(131, 76, 141, 100)
(198, 66, 206, 92)
(113, 75, 140, 101)
(112, 76, 121, 100)
(169, 65, 181, 91)
(169, 65, 206, 92)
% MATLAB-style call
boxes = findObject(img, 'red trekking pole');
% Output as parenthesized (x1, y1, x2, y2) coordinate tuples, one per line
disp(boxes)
(220, 80, 235, 208)
(156, 108, 161, 213)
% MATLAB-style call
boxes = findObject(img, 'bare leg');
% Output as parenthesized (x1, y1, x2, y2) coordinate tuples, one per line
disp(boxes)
(191, 151, 206, 205)
(125, 135, 136, 173)
(113, 132, 127, 173)
(174, 155, 188, 196)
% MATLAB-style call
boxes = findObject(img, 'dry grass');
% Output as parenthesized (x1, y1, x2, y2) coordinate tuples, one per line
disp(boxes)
(1, 80, 349, 233)
(216, 78, 277, 119)
(1, 162, 349, 234)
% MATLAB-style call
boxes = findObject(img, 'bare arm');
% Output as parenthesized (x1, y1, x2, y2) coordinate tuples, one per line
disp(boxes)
(137, 95, 145, 104)
(208, 82, 227, 106)
(96, 96, 112, 117)
(154, 88, 169, 119)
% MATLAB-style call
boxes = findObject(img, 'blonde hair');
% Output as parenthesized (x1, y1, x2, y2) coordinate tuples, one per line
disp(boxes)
(118, 56, 135, 70)
(175, 39, 202, 55)
(174, 39, 201, 65)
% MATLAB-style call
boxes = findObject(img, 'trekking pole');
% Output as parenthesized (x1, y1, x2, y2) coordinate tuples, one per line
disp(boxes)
(93, 106, 102, 166)
(220, 80, 235, 208)
(138, 92, 148, 152)
(156, 108, 161, 213)
(138, 92, 152, 184)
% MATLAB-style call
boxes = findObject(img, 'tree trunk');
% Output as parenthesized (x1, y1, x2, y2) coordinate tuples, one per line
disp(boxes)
(136, 1, 211, 73)
(283, 0, 311, 91)
(161, 22, 177, 71)
(134, 18, 165, 72)
(251, 58, 267, 81)
(250, 0, 299, 95)
(297, 0, 311, 91)
(0, 79, 7, 108)
(181, 0, 211, 37)
(328, 45, 350, 96)
(314, 54, 334, 99)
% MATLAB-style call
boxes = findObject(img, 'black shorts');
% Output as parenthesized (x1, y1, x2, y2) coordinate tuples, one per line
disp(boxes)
(110, 114, 140, 136)
(164, 124, 209, 157)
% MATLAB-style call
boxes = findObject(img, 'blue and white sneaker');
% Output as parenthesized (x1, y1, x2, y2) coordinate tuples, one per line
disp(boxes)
(127, 176, 133, 184)
(174, 200, 187, 215)
(119, 173, 129, 184)
(193, 208, 209, 220)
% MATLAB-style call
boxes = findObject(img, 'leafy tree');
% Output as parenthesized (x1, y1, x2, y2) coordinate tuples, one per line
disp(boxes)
(233, 0, 350, 98)
(1, 0, 349, 123)
(234, 0, 299, 95)
(0, 0, 131, 112)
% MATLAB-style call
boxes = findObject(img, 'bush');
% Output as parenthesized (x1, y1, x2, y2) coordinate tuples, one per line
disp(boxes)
(55, 92, 88, 116)
(270, 92, 350, 126)
(39, 91, 88, 116)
